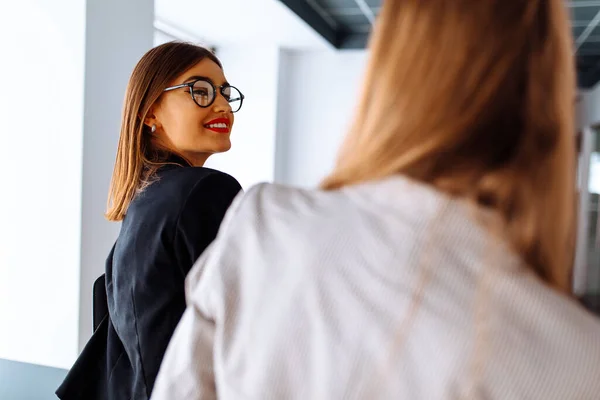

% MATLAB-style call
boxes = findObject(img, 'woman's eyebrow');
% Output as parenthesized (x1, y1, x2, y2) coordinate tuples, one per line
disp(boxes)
(183, 75, 211, 83)
(183, 76, 229, 86)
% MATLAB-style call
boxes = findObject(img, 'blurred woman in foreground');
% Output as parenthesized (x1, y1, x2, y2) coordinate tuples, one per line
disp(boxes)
(152, 1, 600, 399)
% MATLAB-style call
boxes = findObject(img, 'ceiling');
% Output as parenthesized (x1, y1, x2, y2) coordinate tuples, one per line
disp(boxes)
(155, 0, 331, 50)
(278, 0, 379, 49)
(278, 0, 600, 89)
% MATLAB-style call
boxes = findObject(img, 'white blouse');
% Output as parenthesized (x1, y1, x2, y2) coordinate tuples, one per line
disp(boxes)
(151, 176, 600, 400)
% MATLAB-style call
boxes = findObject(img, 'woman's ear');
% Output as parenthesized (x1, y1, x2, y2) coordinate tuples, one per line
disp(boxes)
(143, 115, 157, 129)
(141, 105, 160, 131)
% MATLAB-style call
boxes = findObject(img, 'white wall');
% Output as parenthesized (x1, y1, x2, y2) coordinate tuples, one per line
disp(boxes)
(0, 0, 85, 369)
(205, 48, 369, 190)
(205, 48, 368, 189)
(154, 29, 177, 46)
(275, 50, 368, 188)
(580, 84, 600, 128)
(274, 50, 294, 183)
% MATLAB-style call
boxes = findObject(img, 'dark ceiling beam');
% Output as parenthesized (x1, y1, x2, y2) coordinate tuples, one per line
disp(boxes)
(278, 0, 342, 47)
(578, 55, 600, 88)
(570, 1, 600, 7)
(278, 0, 373, 50)
(573, 3, 600, 87)
(338, 32, 369, 49)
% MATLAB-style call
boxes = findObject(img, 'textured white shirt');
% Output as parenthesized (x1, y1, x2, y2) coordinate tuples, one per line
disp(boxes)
(151, 176, 600, 400)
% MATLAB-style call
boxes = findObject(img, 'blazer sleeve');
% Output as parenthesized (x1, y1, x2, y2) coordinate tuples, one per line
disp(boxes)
(173, 172, 242, 277)
(139, 172, 241, 396)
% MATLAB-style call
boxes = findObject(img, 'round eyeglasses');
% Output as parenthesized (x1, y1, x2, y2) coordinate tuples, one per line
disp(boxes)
(163, 78, 245, 113)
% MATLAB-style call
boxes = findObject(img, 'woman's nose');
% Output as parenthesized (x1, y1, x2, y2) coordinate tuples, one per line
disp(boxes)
(213, 92, 232, 113)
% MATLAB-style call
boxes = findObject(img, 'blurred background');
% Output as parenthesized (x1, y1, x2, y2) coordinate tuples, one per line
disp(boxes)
(0, 0, 599, 398)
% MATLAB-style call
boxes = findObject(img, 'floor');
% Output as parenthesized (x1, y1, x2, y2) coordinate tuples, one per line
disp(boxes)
(0, 358, 67, 400)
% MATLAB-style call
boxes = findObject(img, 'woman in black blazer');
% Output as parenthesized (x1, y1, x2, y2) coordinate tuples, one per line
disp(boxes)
(57, 41, 245, 400)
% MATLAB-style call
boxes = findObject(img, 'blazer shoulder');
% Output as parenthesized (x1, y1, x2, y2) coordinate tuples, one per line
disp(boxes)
(163, 166, 239, 187)
(180, 168, 242, 202)
(172, 168, 243, 229)
(150, 167, 241, 202)
(129, 167, 241, 219)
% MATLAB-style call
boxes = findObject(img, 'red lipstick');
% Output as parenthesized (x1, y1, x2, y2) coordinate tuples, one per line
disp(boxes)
(204, 117, 231, 133)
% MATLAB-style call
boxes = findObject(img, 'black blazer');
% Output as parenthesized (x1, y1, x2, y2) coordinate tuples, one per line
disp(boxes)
(56, 158, 242, 400)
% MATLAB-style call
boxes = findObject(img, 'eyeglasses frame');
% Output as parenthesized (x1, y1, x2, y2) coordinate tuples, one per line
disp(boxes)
(163, 78, 245, 113)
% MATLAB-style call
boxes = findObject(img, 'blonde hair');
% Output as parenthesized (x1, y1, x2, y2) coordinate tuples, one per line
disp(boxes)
(322, 0, 576, 292)
(106, 42, 222, 221)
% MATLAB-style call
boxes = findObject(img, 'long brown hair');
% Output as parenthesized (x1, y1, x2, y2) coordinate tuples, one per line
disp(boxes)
(106, 42, 222, 221)
(322, 0, 576, 292)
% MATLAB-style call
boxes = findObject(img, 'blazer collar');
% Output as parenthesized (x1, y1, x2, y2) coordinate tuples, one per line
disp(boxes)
(155, 153, 193, 174)
(164, 153, 192, 167)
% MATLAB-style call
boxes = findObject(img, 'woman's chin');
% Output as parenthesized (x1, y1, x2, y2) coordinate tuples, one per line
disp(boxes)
(189, 137, 232, 156)
(211, 139, 232, 153)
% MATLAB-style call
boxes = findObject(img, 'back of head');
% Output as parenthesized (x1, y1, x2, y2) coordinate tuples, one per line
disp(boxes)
(323, 0, 576, 292)
(106, 42, 221, 222)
